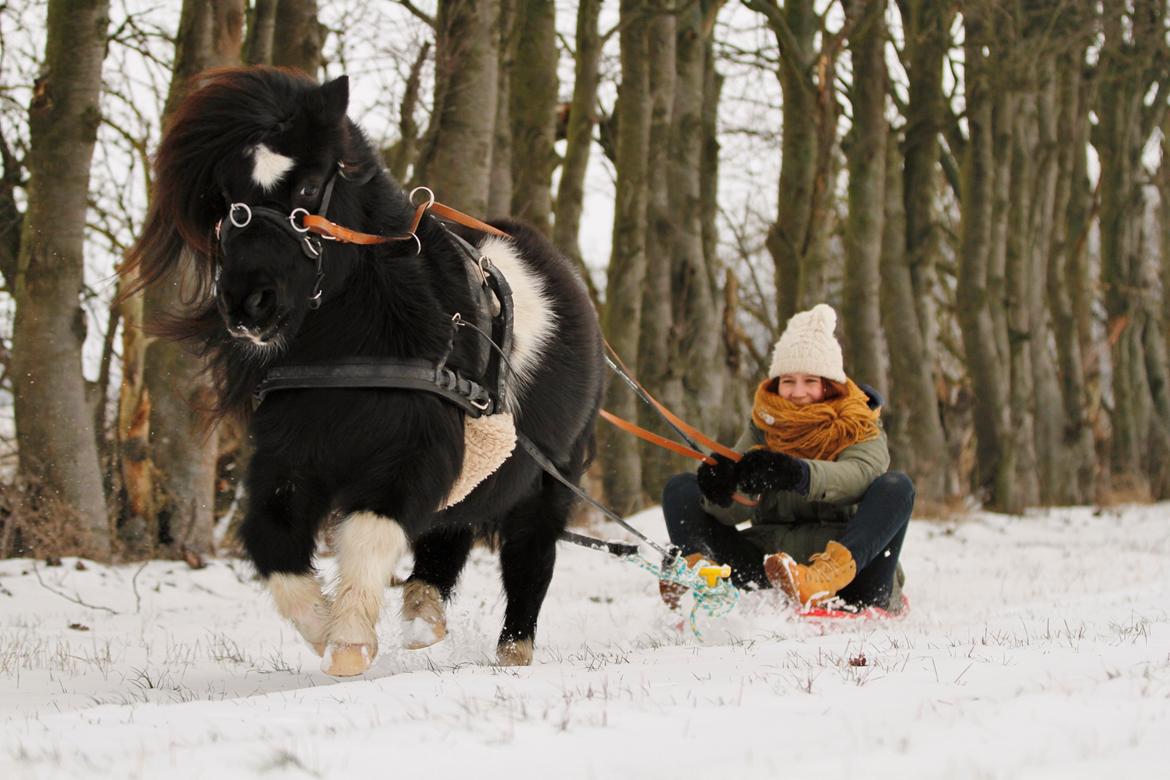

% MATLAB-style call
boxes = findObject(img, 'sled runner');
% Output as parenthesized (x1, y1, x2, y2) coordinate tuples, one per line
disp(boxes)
(798, 593, 910, 621)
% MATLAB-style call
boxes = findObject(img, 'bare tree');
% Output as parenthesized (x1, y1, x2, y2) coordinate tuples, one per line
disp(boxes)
(553, 0, 603, 302)
(1096, 0, 1170, 498)
(488, 0, 515, 216)
(244, 0, 277, 65)
(413, 0, 500, 215)
(11, 0, 112, 555)
(638, 2, 680, 495)
(508, 0, 557, 232)
(744, 0, 840, 326)
(121, 0, 246, 558)
(272, 0, 323, 76)
(600, 0, 652, 513)
(841, 0, 888, 394)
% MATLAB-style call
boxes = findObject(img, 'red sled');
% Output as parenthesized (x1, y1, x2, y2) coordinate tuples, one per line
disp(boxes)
(799, 593, 910, 621)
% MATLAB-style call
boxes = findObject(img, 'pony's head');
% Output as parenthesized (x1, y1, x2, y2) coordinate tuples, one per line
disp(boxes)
(129, 67, 379, 353)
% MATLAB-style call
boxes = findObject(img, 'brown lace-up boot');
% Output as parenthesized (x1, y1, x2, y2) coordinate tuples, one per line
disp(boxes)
(764, 541, 856, 607)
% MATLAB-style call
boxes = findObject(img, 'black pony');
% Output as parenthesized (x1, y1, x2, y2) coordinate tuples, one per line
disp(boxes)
(128, 68, 604, 675)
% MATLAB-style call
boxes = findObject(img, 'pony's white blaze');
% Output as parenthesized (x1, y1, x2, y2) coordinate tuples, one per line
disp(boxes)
(479, 236, 557, 411)
(249, 143, 295, 191)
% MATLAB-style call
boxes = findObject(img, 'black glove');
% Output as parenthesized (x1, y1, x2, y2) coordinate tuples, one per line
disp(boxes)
(696, 452, 738, 507)
(735, 448, 807, 495)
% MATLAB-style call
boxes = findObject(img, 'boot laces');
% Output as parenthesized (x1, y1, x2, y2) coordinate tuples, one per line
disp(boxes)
(807, 551, 848, 582)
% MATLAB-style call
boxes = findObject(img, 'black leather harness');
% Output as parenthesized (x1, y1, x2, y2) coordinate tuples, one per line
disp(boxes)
(224, 168, 516, 418)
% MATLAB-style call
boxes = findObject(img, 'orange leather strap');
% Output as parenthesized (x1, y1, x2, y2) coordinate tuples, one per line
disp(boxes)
(301, 197, 509, 247)
(302, 214, 415, 245)
(599, 409, 757, 507)
(603, 341, 742, 462)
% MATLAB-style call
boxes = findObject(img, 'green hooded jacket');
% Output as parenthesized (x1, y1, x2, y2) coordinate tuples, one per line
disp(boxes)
(700, 408, 890, 566)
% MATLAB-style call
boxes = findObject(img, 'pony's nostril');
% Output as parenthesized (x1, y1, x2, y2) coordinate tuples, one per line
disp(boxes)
(244, 288, 275, 321)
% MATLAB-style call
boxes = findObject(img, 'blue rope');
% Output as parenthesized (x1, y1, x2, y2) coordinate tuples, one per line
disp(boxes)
(630, 553, 739, 639)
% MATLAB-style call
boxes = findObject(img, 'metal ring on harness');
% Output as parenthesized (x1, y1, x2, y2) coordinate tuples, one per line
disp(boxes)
(229, 203, 252, 228)
(289, 208, 310, 233)
(409, 186, 435, 210)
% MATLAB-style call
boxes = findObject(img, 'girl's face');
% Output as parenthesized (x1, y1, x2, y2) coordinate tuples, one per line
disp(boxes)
(777, 373, 825, 406)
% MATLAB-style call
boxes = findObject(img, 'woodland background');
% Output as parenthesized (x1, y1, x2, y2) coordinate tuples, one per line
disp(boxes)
(0, 0, 1167, 562)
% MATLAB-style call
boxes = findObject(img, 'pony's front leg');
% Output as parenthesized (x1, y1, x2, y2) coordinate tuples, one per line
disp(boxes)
(322, 511, 408, 677)
(239, 463, 332, 656)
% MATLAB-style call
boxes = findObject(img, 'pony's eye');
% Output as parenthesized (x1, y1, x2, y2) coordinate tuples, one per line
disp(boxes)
(298, 182, 320, 200)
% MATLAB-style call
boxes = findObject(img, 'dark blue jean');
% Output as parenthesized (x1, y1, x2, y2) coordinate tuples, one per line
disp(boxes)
(662, 471, 914, 608)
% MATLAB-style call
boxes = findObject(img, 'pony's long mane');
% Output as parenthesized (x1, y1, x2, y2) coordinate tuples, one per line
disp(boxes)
(124, 67, 382, 422)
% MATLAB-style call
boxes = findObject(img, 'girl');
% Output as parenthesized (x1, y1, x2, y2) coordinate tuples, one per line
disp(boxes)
(661, 304, 914, 611)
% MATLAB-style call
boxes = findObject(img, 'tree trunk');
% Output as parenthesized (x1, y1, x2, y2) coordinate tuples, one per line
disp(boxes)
(1004, 89, 1040, 510)
(842, 0, 888, 393)
(271, 0, 322, 76)
(125, 0, 245, 557)
(701, 26, 737, 439)
(881, 129, 948, 498)
(600, 0, 651, 513)
(1096, 1, 1165, 493)
(508, 0, 556, 232)
(745, 0, 836, 326)
(1026, 51, 1073, 505)
(414, 0, 499, 216)
(11, 0, 112, 556)
(553, 0, 602, 301)
(244, 0, 277, 65)
(638, 5, 679, 497)
(1048, 42, 1096, 504)
(0, 134, 22, 289)
(956, 9, 1012, 509)
(488, 0, 514, 217)
(674, 0, 726, 438)
(899, 0, 953, 371)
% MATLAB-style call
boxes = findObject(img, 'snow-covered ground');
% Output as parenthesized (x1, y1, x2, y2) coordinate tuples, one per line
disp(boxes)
(1, 504, 1167, 779)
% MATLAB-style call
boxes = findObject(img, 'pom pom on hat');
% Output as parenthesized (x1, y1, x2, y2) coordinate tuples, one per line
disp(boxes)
(768, 303, 846, 383)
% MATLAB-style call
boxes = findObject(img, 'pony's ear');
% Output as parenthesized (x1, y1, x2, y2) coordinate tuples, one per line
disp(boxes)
(319, 76, 349, 126)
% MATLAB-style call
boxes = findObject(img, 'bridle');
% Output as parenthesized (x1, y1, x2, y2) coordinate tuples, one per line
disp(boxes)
(214, 162, 507, 309)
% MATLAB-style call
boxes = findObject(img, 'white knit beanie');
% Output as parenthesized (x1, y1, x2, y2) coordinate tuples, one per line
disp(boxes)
(768, 303, 846, 383)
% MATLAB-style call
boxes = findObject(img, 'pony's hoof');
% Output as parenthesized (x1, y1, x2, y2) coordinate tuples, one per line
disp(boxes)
(400, 581, 447, 650)
(496, 639, 533, 667)
(321, 643, 375, 677)
(310, 641, 326, 657)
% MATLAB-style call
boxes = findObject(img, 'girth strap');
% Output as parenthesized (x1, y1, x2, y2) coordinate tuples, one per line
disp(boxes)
(253, 358, 497, 416)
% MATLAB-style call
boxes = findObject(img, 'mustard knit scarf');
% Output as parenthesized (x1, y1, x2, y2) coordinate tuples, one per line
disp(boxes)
(751, 377, 881, 461)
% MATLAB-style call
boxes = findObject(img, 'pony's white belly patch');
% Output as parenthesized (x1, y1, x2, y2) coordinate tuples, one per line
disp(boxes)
(250, 143, 295, 191)
(478, 236, 557, 411)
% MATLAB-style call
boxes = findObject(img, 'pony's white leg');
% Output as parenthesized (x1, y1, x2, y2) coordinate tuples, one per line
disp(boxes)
(268, 573, 331, 656)
(322, 511, 407, 677)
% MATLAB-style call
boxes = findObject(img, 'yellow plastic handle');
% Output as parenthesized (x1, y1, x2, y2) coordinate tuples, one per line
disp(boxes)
(698, 565, 732, 588)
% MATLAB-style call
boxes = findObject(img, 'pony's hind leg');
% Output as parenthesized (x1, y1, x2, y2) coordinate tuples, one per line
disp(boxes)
(400, 527, 474, 649)
(323, 511, 408, 677)
(495, 477, 572, 666)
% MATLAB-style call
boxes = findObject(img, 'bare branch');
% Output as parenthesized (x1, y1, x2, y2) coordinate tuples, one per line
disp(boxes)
(32, 562, 121, 615)
(395, 0, 435, 29)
